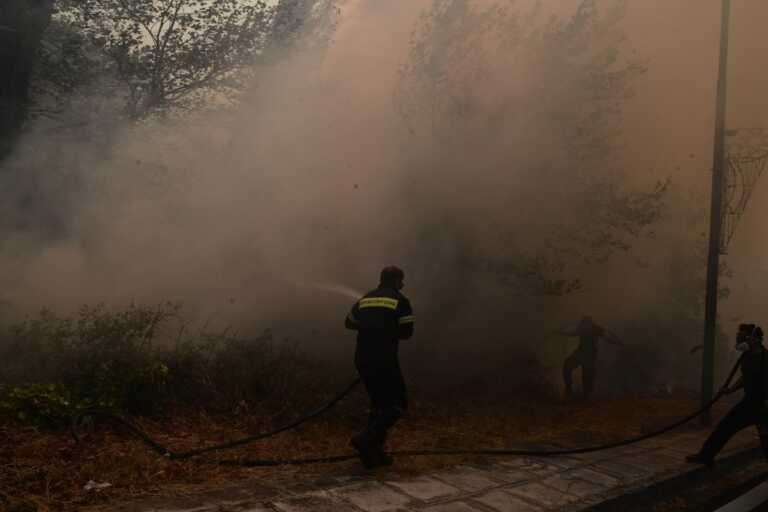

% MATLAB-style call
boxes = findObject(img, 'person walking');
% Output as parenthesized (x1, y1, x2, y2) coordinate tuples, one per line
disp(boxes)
(345, 265, 414, 468)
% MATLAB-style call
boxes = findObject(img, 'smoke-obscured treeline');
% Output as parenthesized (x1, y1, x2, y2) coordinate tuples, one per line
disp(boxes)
(0, 0, 746, 397)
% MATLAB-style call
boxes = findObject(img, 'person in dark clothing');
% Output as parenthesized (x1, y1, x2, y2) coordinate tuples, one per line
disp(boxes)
(687, 323, 768, 467)
(553, 316, 623, 399)
(345, 265, 414, 469)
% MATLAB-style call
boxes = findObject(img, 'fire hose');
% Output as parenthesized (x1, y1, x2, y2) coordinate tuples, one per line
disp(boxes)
(71, 355, 744, 467)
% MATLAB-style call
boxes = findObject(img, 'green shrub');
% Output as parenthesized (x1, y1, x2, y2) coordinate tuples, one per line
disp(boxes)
(0, 302, 321, 427)
(0, 383, 77, 427)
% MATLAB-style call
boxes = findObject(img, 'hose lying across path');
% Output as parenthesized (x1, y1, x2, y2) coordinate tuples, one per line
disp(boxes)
(71, 377, 363, 460)
(72, 356, 744, 467)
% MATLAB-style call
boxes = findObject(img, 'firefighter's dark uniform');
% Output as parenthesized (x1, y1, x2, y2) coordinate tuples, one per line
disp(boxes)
(345, 286, 414, 453)
(696, 348, 768, 463)
(562, 323, 605, 398)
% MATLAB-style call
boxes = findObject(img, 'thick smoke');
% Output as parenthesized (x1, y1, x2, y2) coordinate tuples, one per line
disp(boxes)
(1, 0, 766, 395)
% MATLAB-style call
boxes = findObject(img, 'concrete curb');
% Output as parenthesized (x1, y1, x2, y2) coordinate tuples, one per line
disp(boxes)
(577, 445, 763, 512)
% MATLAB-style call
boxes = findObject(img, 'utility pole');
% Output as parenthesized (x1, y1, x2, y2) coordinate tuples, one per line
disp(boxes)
(701, 0, 732, 425)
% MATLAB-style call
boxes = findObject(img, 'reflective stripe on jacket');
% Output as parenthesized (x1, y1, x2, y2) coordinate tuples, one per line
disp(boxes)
(345, 286, 414, 365)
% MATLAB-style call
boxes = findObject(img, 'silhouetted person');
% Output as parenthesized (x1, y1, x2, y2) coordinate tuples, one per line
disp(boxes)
(687, 323, 768, 467)
(345, 266, 414, 469)
(553, 316, 623, 399)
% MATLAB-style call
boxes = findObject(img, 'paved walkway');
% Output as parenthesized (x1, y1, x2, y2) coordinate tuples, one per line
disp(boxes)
(113, 428, 761, 512)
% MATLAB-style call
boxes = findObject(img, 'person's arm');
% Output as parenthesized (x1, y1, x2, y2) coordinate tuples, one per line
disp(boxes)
(721, 376, 744, 395)
(602, 328, 624, 346)
(396, 298, 414, 340)
(345, 302, 361, 331)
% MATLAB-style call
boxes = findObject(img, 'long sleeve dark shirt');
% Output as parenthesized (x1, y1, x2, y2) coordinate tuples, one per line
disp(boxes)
(345, 286, 414, 366)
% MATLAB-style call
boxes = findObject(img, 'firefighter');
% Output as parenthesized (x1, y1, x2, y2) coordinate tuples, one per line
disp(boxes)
(345, 265, 414, 469)
(687, 323, 768, 467)
(553, 316, 624, 399)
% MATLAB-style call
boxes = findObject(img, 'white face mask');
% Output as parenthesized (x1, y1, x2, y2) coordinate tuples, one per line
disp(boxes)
(736, 342, 750, 352)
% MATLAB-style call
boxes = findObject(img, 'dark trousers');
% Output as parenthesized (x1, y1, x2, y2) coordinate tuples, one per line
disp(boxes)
(356, 361, 407, 449)
(563, 352, 596, 398)
(699, 399, 768, 461)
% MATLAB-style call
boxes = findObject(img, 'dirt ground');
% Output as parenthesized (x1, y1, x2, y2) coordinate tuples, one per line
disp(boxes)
(0, 390, 717, 512)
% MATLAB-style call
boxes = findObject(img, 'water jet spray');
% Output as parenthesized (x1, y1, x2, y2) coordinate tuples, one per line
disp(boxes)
(291, 281, 363, 301)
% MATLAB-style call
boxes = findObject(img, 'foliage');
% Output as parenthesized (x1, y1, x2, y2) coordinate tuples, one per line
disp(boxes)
(395, 0, 667, 294)
(0, 303, 318, 427)
(0, 383, 75, 427)
(23, 0, 342, 119)
(267, 0, 340, 59)
(53, 0, 274, 118)
(0, 303, 177, 417)
(27, 17, 106, 119)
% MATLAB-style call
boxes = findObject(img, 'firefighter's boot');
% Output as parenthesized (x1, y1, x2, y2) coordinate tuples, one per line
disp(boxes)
(350, 432, 378, 469)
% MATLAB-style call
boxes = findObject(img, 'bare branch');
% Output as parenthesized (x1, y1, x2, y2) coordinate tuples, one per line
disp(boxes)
(153, 0, 186, 99)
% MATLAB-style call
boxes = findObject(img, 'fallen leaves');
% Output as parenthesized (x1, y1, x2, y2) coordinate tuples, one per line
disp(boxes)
(0, 391, 713, 511)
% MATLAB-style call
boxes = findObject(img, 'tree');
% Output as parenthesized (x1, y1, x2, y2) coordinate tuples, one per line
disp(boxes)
(0, 0, 56, 160)
(58, 0, 275, 119)
(395, 0, 667, 295)
(27, 16, 104, 120)
(267, 0, 339, 59)
(41, 0, 342, 119)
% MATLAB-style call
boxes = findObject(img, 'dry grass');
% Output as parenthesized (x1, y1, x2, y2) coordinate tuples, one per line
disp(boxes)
(0, 389, 719, 512)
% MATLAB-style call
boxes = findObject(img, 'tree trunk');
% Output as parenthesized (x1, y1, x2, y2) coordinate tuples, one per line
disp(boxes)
(0, 0, 55, 162)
